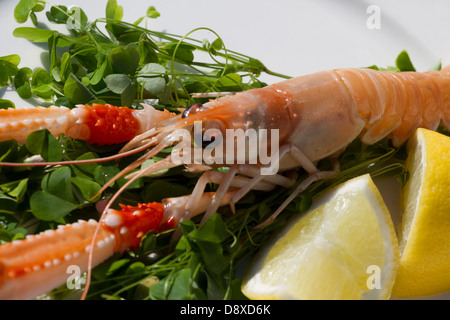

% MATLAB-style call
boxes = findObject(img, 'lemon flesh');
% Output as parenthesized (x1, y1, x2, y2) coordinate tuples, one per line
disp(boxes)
(242, 174, 399, 300)
(392, 128, 450, 297)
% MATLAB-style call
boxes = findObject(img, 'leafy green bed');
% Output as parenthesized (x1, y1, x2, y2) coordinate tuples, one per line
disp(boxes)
(0, 0, 432, 300)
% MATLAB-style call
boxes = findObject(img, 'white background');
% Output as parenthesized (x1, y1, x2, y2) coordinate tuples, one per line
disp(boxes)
(1, 0, 450, 87)
(0, 0, 449, 300)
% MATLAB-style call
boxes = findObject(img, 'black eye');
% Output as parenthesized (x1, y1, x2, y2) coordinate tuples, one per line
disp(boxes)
(182, 103, 202, 118)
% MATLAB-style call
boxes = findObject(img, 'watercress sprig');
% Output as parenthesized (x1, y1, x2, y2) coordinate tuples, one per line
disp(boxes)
(7, 0, 290, 111)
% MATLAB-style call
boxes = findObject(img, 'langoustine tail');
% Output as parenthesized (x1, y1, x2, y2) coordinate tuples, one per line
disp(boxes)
(336, 68, 450, 148)
(0, 106, 70, 144)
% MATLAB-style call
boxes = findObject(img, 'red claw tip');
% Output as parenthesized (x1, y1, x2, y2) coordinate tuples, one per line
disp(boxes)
(84, 104, 140, 146)
(103, 202, 165, 251)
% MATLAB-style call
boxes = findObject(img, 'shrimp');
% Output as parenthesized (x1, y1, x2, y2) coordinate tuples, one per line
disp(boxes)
(113, 66, 450, 229)
(1, 65, 449, 299)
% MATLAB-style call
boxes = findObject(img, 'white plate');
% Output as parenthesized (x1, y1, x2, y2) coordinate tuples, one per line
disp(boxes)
(0, 0, 449, 300)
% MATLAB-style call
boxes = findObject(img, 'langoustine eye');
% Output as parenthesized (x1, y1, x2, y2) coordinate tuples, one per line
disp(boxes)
(182, 103, 203, 118)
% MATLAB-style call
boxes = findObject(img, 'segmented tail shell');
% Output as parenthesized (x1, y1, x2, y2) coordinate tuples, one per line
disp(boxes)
(0, 106, 70, 144)
(336, 68, 450, 147)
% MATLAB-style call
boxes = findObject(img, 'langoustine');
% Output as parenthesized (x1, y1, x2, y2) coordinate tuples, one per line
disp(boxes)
(115, 66, 450, 228)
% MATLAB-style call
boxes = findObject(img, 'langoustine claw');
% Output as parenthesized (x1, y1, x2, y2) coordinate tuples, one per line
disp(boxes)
(0, 202, 165, 300)
(0, 189, 236, 300)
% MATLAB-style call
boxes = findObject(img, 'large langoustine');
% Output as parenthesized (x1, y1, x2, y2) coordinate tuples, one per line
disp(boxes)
(0, 65, 449, 299)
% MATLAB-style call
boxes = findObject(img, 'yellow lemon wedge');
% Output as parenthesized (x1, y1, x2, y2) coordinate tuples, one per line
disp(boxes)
(241, 174, 399, 300)
(392, 128, 450, 298)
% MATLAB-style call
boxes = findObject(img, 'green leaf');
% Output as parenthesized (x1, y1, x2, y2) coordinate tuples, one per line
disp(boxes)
(48, 33, 58, 72)
(104, 73, 136, 106)
(14, 67, 33, 99)
(54, 96, 73, 108)
(138, 233, 157, 255)
(25, 129, 63, 162)
(93, 165, 119, 187)
(395, 50, 416, 72)
(0, 140, 19, 163)
(249, 57, 264, 69)
(66, 6, 88, 33)
(41, 167, 75, 204)
(70, 152, 99, 179)
(29, 11, 38, 26)
(32, 1, 45, 12)
(139, 63, 166, 76)
(141, 180, 190, 203)
(0, 55, 20, 86)
(146, 6, 160, 19)
(105, 259, 131, 277)
(30, 191, 78, 221)
(0, 194, 18, 213)
(215, 73, 242, 91)
(46, 5, 69, 24)
(121, 81, 137, 107)
(5, 179, 29, 203)
(0, 55, 20, 67)
(71, 176, 101, 202)
(45, 131, 64, 162)
(133, 17, 144, 26)
(90, 59, 110, 85)
(140, 77, 165, 95)
(58, 52, 71, 82)
(31, 68, 54, 99)
(138, 38, 158, 65)
(191, 213, 229, 244)
(110, 43, 140, 75)
(64, 73, 96, 104)
(104, 74, 133, 94)
(0, 100, 15, 109)
(106, 0, 123, 20)
(187, 214, 231, 276)
(211, 38, 223, 51)
(13, 27, 56, 43)
(149, 268, 193, 300)
(14, 0, 39, 23)
(137, 63, 166, 95)
(126, 261, 146, 275)
(228, 278, 248, 300)
(366, 65, 379, 71)
(296, 192, 312, 212)
(429, 60, 442, 71)
(166, 43, 195, 63)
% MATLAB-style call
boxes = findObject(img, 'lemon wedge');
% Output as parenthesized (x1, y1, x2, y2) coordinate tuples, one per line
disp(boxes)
(242, 174, 399, 300)
(392, 128, 450, 298)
